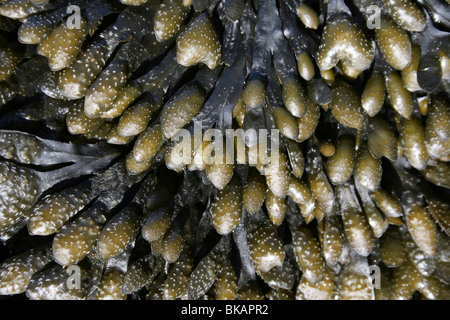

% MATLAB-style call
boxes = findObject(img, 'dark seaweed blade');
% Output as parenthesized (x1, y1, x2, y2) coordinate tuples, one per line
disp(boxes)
(239, 3, 256, 75)
(36, 149, 121, 191)
(0, 14, 21, 32)
(418, 0, 450, 28)
(193, 49, 246, 131)
(221, 19, 241, 66)
(192, 64, 223, 92)
(193, 0, 209, 12)
(0, 80, 17, 107)
(325, 0, 352, 19)
(417, 14, 450, 92)
(135, 49, 188, 93)
(12, 56, 49, 98)
(308, 78, 332, 105)
(221, 0, 245, 21)
(231, 211, 257, 287)
(82, 0, 119, 32)
(0, 144, 118, 241)
(16, 96, 70, 131)
(266, 65, 284, 109)
(91, 160, 151, 210)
